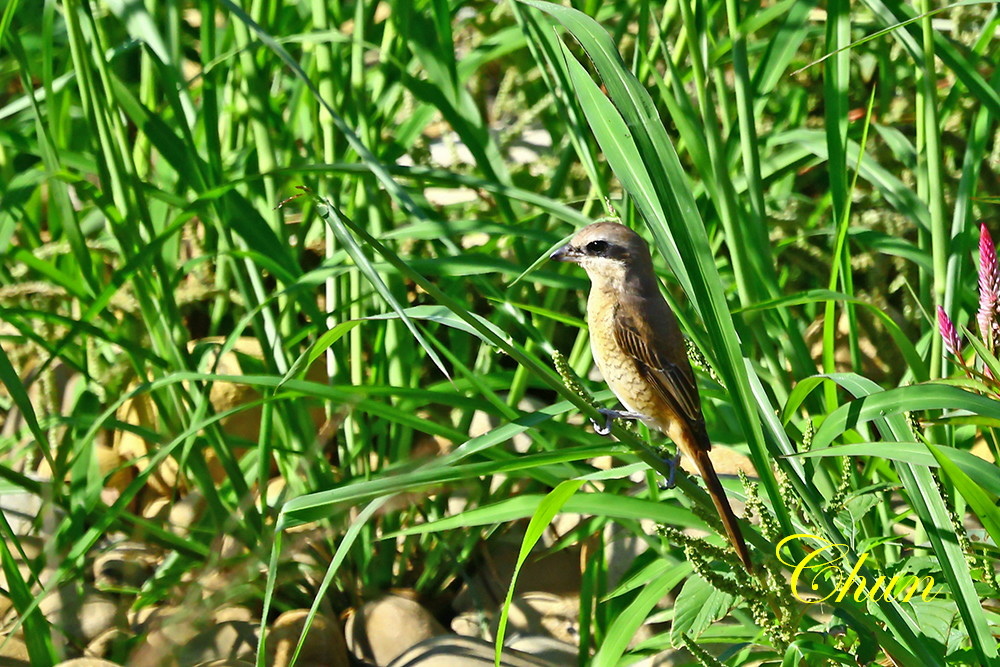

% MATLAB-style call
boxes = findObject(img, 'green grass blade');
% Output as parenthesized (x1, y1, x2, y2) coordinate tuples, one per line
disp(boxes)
(493, 480, 584, 666)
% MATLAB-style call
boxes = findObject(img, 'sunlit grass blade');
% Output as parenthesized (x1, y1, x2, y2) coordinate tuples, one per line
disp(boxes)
(792, 442, 1000, 496)
(812, 382, 1000, 449)
(809, 375, 998, 664)
(521, 0, 793, 550)
(0, 512, 55, 664)
(923, 441, 1000, 546)
(493, 480, 584, 666)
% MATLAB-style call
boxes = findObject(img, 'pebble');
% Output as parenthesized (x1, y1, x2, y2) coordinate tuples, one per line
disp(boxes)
(345, 594, 447, 666)
(386, 635, 550, 666)
(266, 609, 349, 667)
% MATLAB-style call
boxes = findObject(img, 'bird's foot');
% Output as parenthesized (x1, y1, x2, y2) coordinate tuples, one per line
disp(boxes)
(659, 452, 682, 489)
(591, 408, 645, 436)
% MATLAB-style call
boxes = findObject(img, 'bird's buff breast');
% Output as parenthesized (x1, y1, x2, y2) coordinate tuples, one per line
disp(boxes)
(587, 292, 659, 425)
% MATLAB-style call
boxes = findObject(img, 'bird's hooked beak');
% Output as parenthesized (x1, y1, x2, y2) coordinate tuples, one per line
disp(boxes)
(550, 244, 581, 263)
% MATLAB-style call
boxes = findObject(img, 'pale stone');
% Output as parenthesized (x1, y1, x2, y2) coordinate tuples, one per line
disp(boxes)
(266, 609, 349, 667)
(679, 445, 755, 479)
(128, 604, 165, 634)
(135, 617, 258, 665)
(0, 491, 42, 536)
(83, 627, 131, 661)
(386, 635, 550, 666)
(92, 541, 159, 590)
(345, 594, 447, 666)
(34, 445, 131, 494)
(114, 392, 178, 497)
(39, 585, 123, 645)
(452, 537, 581, 615)
(451, 610, 489, 638)
(604, 521, 650, 590)
(213, 607, 254, 624)
(166, 491, 204, 536)
(0, 636, 30, 665)
(141, 497, 170, 522)
(971, 437, 995, 462)
(114, 337, 327, 495)
(490, 592, 579, 645)
(506, 635, 577, 664)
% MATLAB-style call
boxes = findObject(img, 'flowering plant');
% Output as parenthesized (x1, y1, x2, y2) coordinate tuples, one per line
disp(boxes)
(937, 224, 1000, 386)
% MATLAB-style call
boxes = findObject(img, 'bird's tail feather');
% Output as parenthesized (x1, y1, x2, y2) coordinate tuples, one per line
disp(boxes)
(690, 442, 753, 571)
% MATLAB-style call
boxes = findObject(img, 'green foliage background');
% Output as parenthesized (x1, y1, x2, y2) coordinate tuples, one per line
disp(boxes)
(0, 0, 998, 665)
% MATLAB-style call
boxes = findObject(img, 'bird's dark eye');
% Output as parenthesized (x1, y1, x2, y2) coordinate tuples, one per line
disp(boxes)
(586, 240, 609, 255)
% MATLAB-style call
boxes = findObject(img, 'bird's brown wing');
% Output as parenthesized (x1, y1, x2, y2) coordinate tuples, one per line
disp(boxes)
(615, 304, 750, 569)
(612, 306, 708, 447)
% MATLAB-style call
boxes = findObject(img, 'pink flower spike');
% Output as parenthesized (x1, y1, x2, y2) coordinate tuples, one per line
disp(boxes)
(978, 224, 999, 348)
(937, 306, 962, 356)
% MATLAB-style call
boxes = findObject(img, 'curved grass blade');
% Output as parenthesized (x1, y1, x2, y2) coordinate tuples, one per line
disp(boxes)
(805, 376, 998, 664)
(792, 442, 1000, 497)
(493, 480, 584, 666)
(518, 0, 793, 545)
(387, 491, 703, 540)
(310, 194, 452, 381)
(593, 565, 690, 666)
(813, 383, 1000, 449)
(924, 440, 1000, 546)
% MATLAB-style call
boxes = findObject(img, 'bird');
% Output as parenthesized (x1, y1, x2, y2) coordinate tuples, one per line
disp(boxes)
(551, 221, 752, 570)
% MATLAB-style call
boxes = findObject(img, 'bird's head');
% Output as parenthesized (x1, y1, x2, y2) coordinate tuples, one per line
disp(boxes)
(550, 222, 653, 287)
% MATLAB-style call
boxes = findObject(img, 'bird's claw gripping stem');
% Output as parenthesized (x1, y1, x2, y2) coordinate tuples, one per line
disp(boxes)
(591, 408, 645, 436)
(590, 409, 678, 488)
(660, 453, 681, 489)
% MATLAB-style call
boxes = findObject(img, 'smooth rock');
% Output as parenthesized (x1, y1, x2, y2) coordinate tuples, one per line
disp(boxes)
(387, 635, 550, 666)
(114, 391, 179, 497)
(266, 609, 349, 667)
(128, 605, 261, 666)
(604, 521, 651, 590)
(506, 635, 577, 664)
(491, 593, 578, 645)
(345, 594, 447, 666)
(84, 626, 132, 661)
(453, 538, 581, 615)
(213, 607, 254, 624)
(128, 604, 166, 634)
(0, 637, 31, 666)
(34, 445, 131, 496)
(93, 541, 159, 590)
(53, 659, 121, 667)
(39, 585, 123, 645)
(166, 491, 204, 537)
(116, 337, 330, 496)
(135, 618, 258, 666)
(0, 492, 42, 536)
(141, 497, 170, 522)
(187, 337, 328, 448)
(971, 437, 994, 462)
(451, 610, 489, 638)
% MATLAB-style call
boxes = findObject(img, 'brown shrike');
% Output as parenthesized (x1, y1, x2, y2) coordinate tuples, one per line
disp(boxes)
(551, 221, 752, 570)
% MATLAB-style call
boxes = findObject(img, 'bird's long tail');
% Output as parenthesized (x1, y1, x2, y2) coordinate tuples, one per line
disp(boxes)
(687, 437, 753, 571)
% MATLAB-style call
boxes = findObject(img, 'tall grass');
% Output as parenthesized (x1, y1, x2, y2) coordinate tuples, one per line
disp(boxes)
(0, 0, 997, 665)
